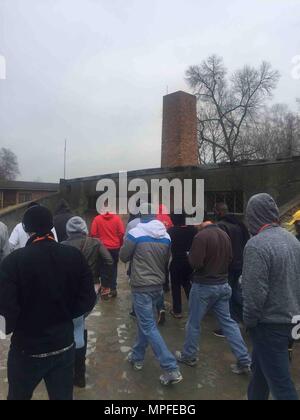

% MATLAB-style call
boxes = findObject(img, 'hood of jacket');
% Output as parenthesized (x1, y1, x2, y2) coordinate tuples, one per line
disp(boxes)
(101, 212, 116, 220)
(66, 217, 88, 236)
(246, 193, 280, 236)
(138, 220, 170, 240)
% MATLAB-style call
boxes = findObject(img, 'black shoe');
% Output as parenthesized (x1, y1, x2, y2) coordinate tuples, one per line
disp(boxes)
(74, 375, 86, 388)
(109, 289, 118, 298)
(214, 329, 225, 338)
(74, 332, 87, 389)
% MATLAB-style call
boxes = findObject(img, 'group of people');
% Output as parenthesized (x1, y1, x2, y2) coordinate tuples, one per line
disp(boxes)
(0, 194, 300, 400)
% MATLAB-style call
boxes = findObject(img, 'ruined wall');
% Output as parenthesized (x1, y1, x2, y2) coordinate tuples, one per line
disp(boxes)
(0, 193, 61, 233)
(59, 157, 300, 216)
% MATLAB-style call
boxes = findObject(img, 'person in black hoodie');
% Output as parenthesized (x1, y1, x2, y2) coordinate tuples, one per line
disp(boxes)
(168, 213, 198, 318)
(53, 199, 73, 242)
(214, 203, 250, 335)
(0, 205, 96, 400)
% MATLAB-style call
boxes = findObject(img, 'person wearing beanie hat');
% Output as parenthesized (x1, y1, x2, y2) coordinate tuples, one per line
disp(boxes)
(0, 208, 96, 400)
(287, 210, 300, 241)
(243, 193, 300, 400)
(120, 203, 182, 386)
(23, 205, 54, 236)
(62, 216, 113, 389)
(9, 202, 58, 251)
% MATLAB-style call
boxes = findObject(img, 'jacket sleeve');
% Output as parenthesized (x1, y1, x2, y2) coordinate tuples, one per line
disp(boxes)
(242, 245, 270, 328)
(98, 242, 113, 266)
(9, 225, 20, 251)
(72, 253, 97, 319)
(90, 218, 99, 239)
(0, 256, 21, 335)
(117, 218, 125, 247)
(119, 235, 136, 263)
(188, 233, 206, 270)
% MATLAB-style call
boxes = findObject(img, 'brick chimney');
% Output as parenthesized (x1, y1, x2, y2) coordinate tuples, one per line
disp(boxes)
(161, 90, 199, 168)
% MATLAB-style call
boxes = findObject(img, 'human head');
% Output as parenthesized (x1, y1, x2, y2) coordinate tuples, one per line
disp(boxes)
(214, 202, 229, 220)
(140, 203, 156, 223)
(23, 205, 54, 236)
(246, 193, 279, 236)
(66, 217, 88, 236)
(171, 212, 186, 227)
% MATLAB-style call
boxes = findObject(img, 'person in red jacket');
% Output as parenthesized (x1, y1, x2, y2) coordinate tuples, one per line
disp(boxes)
(91, 212, 125, 297)
(156, 204, 173, 230)
(157, 204, 173, 292)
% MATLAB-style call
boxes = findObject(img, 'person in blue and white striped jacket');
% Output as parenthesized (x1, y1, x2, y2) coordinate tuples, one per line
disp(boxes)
(120, 203, 182, 387)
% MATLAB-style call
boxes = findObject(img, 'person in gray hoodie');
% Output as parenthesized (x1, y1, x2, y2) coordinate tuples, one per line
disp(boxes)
(120, 203, 182, 386)
(243, 193, 300, 401)
(0, 221, 10, 263)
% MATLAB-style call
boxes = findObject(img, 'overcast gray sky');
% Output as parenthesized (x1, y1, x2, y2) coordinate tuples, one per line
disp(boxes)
(0, 0, 299, 182)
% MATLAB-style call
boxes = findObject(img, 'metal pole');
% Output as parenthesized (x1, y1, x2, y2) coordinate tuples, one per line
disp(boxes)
(64, 139, 67, 179)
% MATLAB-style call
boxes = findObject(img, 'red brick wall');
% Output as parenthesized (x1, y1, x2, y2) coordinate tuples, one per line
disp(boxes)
(161, 91, 199, 168)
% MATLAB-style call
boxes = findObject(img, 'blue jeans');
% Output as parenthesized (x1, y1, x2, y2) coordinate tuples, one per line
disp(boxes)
(183, 283, 251, 366)
(132, 290, 178, 372)
(248, 324, 299, 401)
(7, 346, 75, 400)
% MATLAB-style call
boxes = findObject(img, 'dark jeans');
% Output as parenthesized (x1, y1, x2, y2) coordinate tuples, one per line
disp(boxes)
(228, 270, 243, 323)
(170, 263, 192, 314)
(248, 324, 299, 401)
(108, 249, 120, 290)
(7, 346, 75, 401)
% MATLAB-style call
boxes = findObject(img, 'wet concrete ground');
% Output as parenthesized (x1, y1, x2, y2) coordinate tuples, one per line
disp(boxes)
(1, 263, 300, 400)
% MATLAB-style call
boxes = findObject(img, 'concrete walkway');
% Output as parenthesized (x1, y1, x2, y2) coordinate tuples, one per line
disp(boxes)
(1, 263, 300, 400)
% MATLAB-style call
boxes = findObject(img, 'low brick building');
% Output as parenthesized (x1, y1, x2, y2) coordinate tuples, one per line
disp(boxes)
(0, 180, 59, 210)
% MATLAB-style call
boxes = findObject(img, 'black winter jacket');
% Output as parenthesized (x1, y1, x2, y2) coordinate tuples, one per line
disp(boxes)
(218, 215, 250, 272)
(0, 236, 96, 355)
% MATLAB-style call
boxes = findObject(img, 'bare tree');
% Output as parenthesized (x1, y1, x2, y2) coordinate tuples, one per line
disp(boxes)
(0, 148, 20, 180)
(249, 104, 300, 160)
(186, 55, 280, 163)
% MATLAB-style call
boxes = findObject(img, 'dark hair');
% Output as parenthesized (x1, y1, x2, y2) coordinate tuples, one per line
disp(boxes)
(171, 212, 186, 226)
(128, 212, 141, 224)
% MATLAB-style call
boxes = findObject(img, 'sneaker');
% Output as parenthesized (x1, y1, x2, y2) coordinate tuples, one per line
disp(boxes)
(231, 363, 252, 375)
(127, 352, 144, 371)
(175, 351, 198, 367)
(170, 310, 183, 319)
(158, 310, 166, 326)
(214, 329, 225, 338)
(160, 370, 183, 386)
